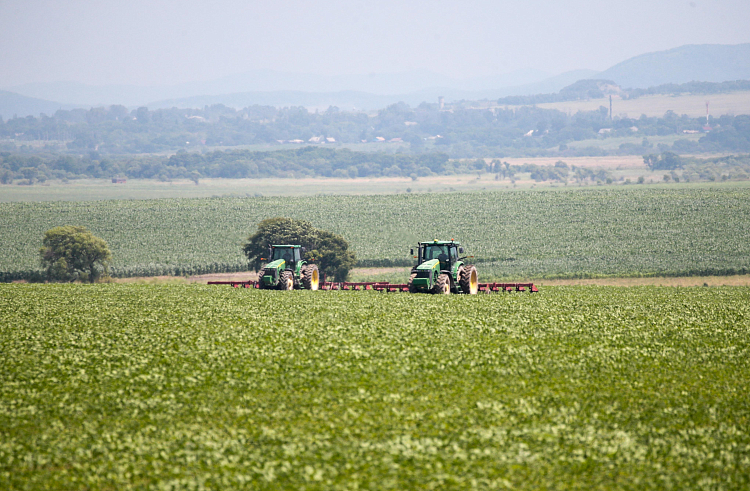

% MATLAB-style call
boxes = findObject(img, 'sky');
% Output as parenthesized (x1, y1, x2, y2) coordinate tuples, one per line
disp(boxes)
(1, 0, 749, 88)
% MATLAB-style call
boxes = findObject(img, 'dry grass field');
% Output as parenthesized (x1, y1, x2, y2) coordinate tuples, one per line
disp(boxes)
(509, 91, 750, 118)
(2, 170, 750, 202)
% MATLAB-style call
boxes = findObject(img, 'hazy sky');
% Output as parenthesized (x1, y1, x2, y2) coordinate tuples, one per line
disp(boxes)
(1, 0, 749, 87)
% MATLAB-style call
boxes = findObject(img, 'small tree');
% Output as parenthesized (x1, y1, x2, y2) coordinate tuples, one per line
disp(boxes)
(40, 226, 112, 282)
(644, 152, 683, 171)
(0, 169, 12, 184)
(243, 217, 356, 281)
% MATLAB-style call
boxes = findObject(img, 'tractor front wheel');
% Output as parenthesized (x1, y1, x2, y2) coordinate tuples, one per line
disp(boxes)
(433, 273, 451, 294)
(459, 265, 478, 294)
(256, 268, 267, 289)
(279, 270, 294, 290)
(407, 272, 418, 293)
(301, 264, 320, 290)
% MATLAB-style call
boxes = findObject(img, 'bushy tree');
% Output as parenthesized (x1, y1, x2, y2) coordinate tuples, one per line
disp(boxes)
(643, 152, 683, 171)
(243, 217, 356, 281)
(40, 226, 112, 282)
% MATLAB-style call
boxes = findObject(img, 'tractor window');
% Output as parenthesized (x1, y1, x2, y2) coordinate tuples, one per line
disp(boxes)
(272, 248, 293, 263)
(450, 247, 458, 260)
(294, 248, 301, 262)
(424, 245, 448, 262)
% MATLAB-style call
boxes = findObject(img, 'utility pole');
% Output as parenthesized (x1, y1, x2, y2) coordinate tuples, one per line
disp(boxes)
(706, 101, 710, 125)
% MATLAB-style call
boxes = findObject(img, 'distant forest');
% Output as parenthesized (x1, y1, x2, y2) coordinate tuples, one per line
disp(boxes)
(1, 94, 749, 160)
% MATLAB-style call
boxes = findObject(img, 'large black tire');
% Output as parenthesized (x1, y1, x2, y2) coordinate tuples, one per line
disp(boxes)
(279, 270, 294, 290)
(256, 268, 267, 289)
(459, 264, 478, 294)
(301, 264, 320, 291)
(407, 272, 418, 293)
(433, 273, 451, 294)
(454, 266, 464, 294)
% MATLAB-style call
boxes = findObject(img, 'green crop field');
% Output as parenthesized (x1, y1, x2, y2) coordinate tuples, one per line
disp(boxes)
(1, 284, 749, 489)
(2, 186, 750, 282)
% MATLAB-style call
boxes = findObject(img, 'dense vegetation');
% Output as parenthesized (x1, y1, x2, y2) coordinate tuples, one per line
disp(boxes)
(1, 285, 749, 489)
(2, 187, 750, 282)
(1, 96, 748, 160)
(2, 145, 750, 183)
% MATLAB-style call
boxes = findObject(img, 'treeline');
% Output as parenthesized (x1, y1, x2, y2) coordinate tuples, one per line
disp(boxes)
(2, 147, 749, 185)
(496, 79, 620, 105)
(2, 97, 749, 159)
(653, 154, 750, 183)
(627, 80, 750, 99)
(0, 147, 455, 181)
(497, 79, 750, 106)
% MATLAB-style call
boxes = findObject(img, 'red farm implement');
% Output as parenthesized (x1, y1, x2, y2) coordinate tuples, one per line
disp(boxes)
(207, 279, 537, 293)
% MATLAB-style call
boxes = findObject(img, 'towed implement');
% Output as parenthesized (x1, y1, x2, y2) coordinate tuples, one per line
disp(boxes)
(210, 279, 537, 293)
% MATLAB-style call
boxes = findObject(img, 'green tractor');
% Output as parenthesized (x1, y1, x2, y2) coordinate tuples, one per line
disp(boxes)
(257, 245, 320, 291)
(407, 240, 479, 294)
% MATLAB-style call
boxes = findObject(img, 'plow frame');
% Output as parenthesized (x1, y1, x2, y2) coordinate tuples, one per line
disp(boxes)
(207, 280, 537, 293)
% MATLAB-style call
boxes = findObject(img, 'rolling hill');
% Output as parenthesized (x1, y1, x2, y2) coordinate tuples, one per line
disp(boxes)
(598, 43, 750, 89)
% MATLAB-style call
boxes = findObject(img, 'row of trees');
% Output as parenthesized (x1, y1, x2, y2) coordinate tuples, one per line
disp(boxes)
(3, 148, 748, 185)
(0, 148, 454, 181)
(497, 79, 750, 106)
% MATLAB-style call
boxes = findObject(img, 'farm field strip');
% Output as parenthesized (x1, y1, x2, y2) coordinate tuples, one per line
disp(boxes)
(2, 187, 750, 281)
(123, 270, 750, 287)
(1, 284, 749, 489)
(507, 91, 750, 119)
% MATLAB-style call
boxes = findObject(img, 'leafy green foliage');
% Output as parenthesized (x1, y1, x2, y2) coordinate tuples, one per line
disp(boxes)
(2, 187, 750, 282)
(243, 217, 356, 281)
(1, 285, 749, 489)
(39, 225, 112, 282)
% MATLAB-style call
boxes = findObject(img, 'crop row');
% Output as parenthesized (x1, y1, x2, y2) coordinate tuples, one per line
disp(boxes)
(2, 187, 750, 281)
(1, 285, 749, 489)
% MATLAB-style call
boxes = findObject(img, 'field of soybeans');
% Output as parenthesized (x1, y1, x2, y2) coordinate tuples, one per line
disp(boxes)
(2, 186, 750, 282)
(1, 284, 749, 489)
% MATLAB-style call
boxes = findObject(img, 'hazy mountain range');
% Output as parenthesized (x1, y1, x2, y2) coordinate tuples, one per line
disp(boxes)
(1, 43, 749, 118)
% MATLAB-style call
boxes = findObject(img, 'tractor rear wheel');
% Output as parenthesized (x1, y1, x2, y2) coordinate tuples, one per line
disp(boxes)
(454, 266, 464, 293)
(279, 270, 294, 290)
(301, 264, 320, 290)
(459, 265, 478, 294)
(433, 273, 451, 294)
(407, 272, 418, 293)
(256, 268, 267, 289)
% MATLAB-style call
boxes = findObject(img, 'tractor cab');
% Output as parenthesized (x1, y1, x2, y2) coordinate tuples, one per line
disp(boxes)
(413, 240, 463, 272)
(420, 242, 460, 271)
(270, 245, 302, 268)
